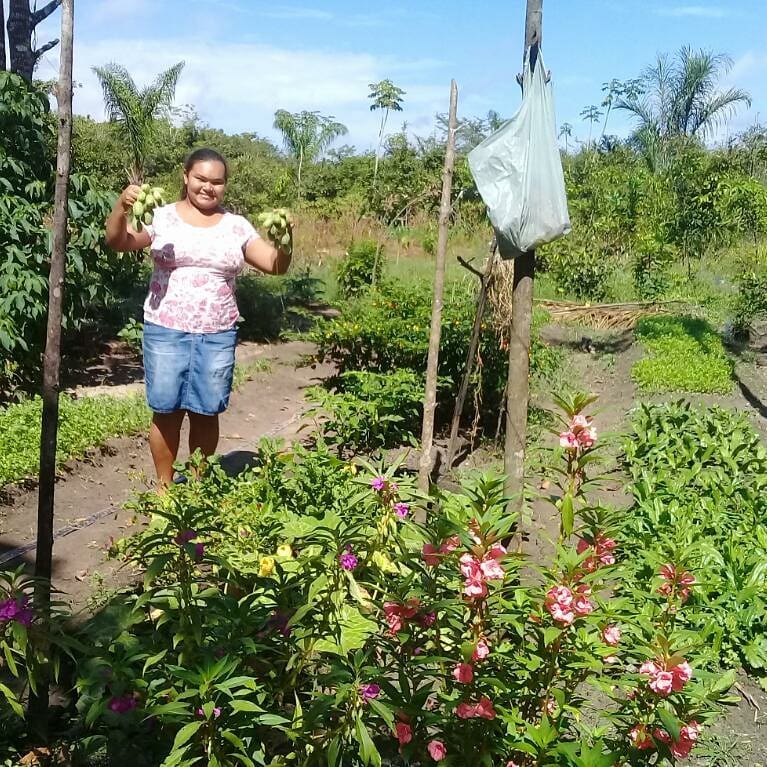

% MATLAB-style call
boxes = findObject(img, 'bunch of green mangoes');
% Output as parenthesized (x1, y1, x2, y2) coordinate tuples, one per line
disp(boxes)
(130, 183, 166, 231)
(257, 208, 293, 254)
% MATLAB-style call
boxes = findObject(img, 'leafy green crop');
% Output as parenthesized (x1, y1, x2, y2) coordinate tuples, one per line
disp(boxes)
(632, 315, 733, 393)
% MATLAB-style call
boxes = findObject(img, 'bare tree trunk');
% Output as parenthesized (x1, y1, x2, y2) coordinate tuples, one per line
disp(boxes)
(7, 0, 61, 80)
(0, 0, 6, 71)
(29, 0, 73, 732)
(502, 0, 542, 513)
(418, 79, 458, 492)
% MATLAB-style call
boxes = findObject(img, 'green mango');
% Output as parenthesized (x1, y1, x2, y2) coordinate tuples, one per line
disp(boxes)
(132, 202, 144, 217)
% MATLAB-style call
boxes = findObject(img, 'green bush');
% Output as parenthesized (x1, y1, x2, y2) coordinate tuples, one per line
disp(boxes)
(309, 280, 560, 428)
(336, 239, 384, 299)
(541, 234, 615, 301)
(632, 315, 733, 393)
(733, 269, 767, 337)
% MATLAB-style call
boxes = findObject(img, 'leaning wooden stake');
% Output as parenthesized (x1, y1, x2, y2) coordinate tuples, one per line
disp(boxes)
(30, 0, 74, 729)
(445, 242, 497, 469)
(418, 79, 458, 491)
(502, 0, 542, 514)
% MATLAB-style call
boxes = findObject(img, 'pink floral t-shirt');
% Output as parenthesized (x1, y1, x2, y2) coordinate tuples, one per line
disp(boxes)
(142, 204, 259, 333)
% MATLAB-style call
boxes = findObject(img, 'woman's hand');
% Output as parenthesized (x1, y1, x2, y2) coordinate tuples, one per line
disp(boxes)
(119, 185, 142, 212)
(105, 185, 152, 252)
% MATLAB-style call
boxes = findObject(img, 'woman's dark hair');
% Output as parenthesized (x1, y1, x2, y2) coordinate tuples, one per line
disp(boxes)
(180, 148, 228, 199)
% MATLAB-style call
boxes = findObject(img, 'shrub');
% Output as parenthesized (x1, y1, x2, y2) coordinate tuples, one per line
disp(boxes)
(733, 269, 767, 337)
(632, 315, 733, 394)
(336, 239, 385, 299)
(541, 234, 615, 301)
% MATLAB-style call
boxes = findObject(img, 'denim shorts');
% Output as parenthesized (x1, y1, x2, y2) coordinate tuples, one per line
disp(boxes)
(143, 322, 237, 416)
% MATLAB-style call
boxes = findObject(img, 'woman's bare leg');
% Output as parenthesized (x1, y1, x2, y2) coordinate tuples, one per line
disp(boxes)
(188, 412, 220, 460)
(149, 411, 186, 488)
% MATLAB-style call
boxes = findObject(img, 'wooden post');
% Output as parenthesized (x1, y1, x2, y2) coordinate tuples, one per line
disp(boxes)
(418, 79, 458, 491)
(502, 0, 542, 512)
(30, 0, 73, 728)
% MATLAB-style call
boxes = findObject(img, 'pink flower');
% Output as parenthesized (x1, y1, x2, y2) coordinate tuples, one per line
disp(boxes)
(474, 695, 496, 720)
(174, 529, 196, 546)
(604, 655, 619, 664)
(463, 577, 488, 599)
(648, 670, 674, 696)
(506, 762, 520, 767)
(559, 430, 578, 450)
(452, 663, 474, 684)
(657, 563, 696, 602)
(549, 603, 575, 625)
(545, 698, 557, 715)
(395, 721, 412, 745)
(394, 502, 409, 518)
(193, 542, 205, 561)
(547, 585, 573, 606)
(472, 638, 490, 662)
(439, 535, 460, 554)
(0, 596, 33, 627)
(108, 695, 137, 714)
(339, 546, 358, 571)
(629, 724, 654, 750)
(573, 594, 594, 616)
(360, 683, 381, 703)
(371, 476, 387, 492)
(602, 625, 621, 646)
(422, 543, 441, 567)
(479, 556, 505, 580)
(383, 602, 404, 634)
(455, 701, 475, 719)
(545, 585, 576, 625)
(487, 543, 507, 560)
(196, 706, 221, 718)
(654, 728, 672, 745)
(420, 612, 436, 628)
(576, 538, 590, 555)
(571, 414, 590, 429)
(671, 661, 693, 691)
(427, 740, 447, 761)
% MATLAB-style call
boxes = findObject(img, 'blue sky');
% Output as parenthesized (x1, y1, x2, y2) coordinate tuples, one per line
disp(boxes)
(31, 0, 767, 152)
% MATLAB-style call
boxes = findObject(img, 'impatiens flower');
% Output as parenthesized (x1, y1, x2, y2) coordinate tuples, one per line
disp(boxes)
(573, 584, 594, 616)
(439, 535, 460, 554)
(339, 546, 358, 571)
(657, 563, 696, 602)
(648, 670, 674, 696)
(479, 556, 505, 580)
(560, 430, 579, 450)
(395, 722, 412, 745)
(545, 585, 576, 625)
(384, 602, 404, 634)
(472, 638, 490, 662)
(360, 683, 381, 703)
(371, 476, 387, 492)
(193, 542, 205, 561)
(452, 663, 474, 684)
(108, 695, 137, 714)
(602, 625, 621, 646)
(604, 655, 619, 664)
(639, 660, 661, 678)
(455, 701, 476, 719)
(258, 556, 275, 577)
(422, 543, 441, 567)
(196, 706, 222, 718)
(276, 543, 293, 558)
(427, 740, 447, 761)
(393, 502, 409, 518)
(671, 660, 693, 691)
(506, 762, 521, 767)
(0, 596, 33, 627)
(474, 695, 496, 720)
(629, 724, 654, 750)
(174, 529, 196, 545)
(420, 612, 436, 628)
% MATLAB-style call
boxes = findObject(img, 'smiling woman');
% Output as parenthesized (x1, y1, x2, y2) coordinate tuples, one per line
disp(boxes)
(104, 147, 293, 489)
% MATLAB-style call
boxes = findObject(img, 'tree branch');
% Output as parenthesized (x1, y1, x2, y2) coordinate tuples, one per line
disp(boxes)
(32, 0, 62, 26)
(457, 256, 484, 280)
(33, 38, 59, 62)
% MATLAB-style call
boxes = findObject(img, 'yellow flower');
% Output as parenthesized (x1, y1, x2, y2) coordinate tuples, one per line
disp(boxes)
(276, 543, 293, 559)
(259, 556, 275, 577)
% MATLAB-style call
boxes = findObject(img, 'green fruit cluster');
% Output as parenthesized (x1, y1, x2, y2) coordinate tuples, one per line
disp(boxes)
(130, 183, 167, 232)
(257, 208, 293, 254)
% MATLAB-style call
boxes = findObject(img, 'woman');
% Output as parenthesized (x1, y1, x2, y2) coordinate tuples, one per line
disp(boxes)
(105, 147, 292, 488)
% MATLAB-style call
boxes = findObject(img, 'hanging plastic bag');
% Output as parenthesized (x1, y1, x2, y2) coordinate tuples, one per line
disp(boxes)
(468, 49, 570, 255)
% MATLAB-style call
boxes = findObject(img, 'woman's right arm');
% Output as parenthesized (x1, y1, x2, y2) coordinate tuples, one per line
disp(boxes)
(105, 185, 152, 251)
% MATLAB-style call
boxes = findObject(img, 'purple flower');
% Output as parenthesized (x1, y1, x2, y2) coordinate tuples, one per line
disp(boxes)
(371, 476, 387, 492)
(193, 542, 205, 561)
(174, 529, 196, 546)
(268, 610, 293, 637)
(393, 502, 409, 518)
(196, 706, 222, 719)
(360, 683, 381, 703)
(0, 596, 33, 627)
(107, 695, 138, 714)
(420, 612, 436, 628)
(339, 546, 358, 571)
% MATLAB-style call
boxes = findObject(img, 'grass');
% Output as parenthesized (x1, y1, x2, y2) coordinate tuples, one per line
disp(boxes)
(632, 315, 734, 394)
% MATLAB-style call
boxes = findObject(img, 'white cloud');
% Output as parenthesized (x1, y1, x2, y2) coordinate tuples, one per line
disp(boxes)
(728, 51, 767, 83)
(655, 5, 729, 18)
(89, 0, 152, 22)
(45, 36, 450, 150)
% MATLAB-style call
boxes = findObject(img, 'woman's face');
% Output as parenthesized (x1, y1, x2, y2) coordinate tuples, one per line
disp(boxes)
(184, 160, 227, 210)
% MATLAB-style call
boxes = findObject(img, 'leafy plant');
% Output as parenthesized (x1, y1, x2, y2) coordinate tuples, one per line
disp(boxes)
(632, 315, 733, 393)
(336, 239, 385, 299)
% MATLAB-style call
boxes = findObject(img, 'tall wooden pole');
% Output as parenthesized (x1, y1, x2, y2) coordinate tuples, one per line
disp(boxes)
(418, 79, 458, 491)
(501, 0, 542, 512)
(30, 0, 73, 729)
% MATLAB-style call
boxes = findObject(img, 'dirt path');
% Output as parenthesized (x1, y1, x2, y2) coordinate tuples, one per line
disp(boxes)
(0, 340, 333, 609)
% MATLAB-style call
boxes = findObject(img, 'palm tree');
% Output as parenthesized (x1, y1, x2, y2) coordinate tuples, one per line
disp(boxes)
(273, 109, 348, 197)
(617, 47, 751, 170)
(580, 105, 602, 148)
(558, 122, 573, 153)
(368, 79, 405, 183)
(92, 61, 185, 184)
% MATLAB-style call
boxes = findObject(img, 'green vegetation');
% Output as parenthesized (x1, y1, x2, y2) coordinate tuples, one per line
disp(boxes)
(0, 394, 149, 489)
(632, 315, 734, 394)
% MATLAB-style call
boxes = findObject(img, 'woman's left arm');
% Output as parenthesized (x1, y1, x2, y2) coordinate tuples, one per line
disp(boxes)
(244, 236, 292, 275)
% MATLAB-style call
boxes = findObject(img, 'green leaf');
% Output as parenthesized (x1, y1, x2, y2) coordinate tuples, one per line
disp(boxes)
(171, 720, 204, 751)
(657, 706, 680, 742)
(560, 493, 574, 537)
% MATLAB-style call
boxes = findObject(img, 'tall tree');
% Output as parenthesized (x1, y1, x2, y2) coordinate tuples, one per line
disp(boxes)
(273, 109, 348, 197)
(368, 79, 405, 184)
(92, 60, 185, 184)
(579, 104, 602, 148)
(0, 0, 6, 70)
(7, 0, 61, 80)
(618, 46, 751, 170)
(558, 121, 573, 153)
